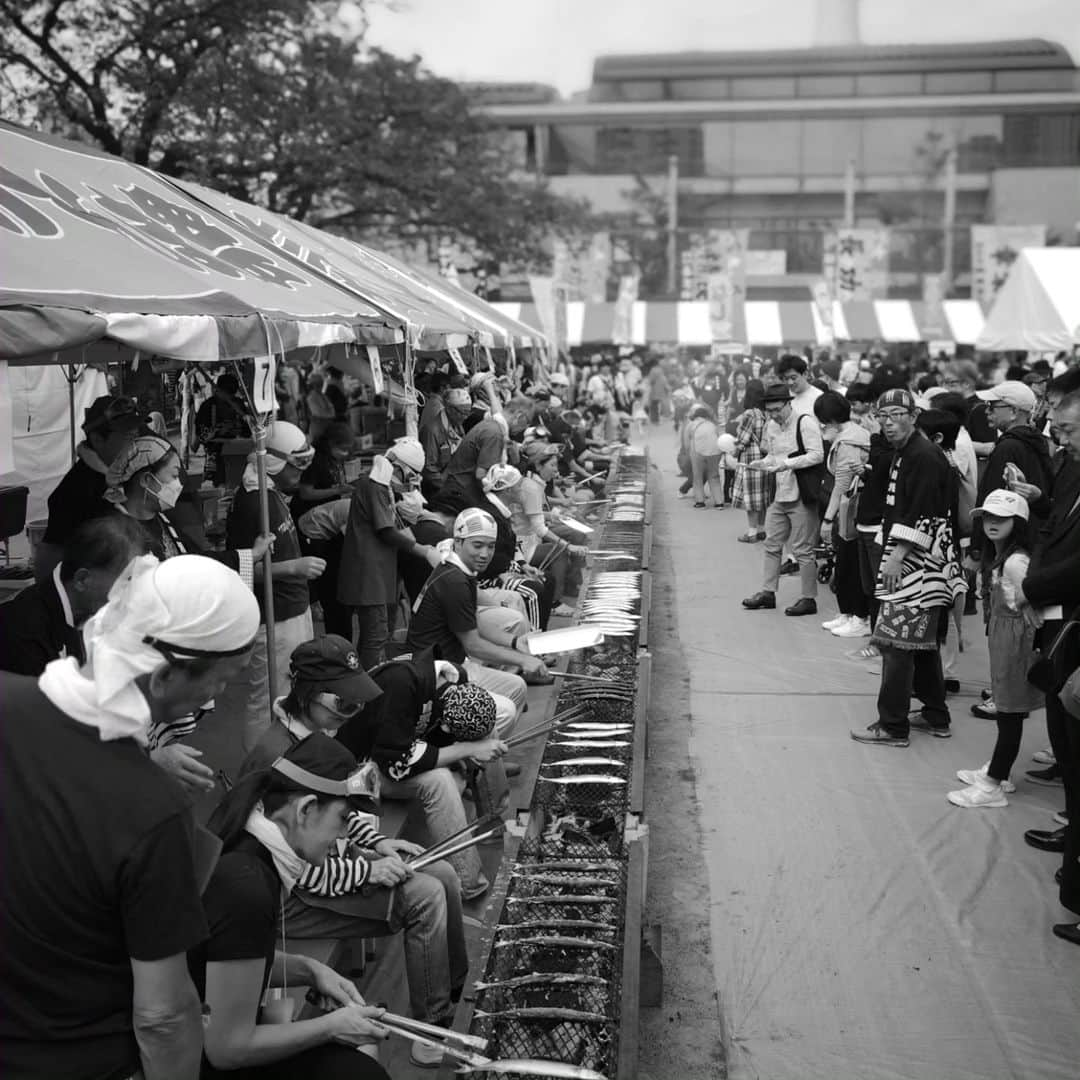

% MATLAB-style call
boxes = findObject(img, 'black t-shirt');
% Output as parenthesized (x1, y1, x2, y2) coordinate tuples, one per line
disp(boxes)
(42, 458, 110, 545)
(325, 383, 349, 421)
(187, 836, 278, 1006)
(292, 452, 345, 528)
(405, 565, 477, 664)
(0, 675, 208, 1080)
(227, 487, 308, 623)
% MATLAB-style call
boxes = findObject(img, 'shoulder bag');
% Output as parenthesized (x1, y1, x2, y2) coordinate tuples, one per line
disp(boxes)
(789, 415, 828, 510)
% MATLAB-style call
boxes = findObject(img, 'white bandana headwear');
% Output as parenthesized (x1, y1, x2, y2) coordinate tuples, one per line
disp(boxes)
(245, 802, 308, 894)
(38, 554, 260, 742)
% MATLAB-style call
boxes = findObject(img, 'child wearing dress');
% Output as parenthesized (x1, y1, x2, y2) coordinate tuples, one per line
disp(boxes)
(948, 490, 1044, 808)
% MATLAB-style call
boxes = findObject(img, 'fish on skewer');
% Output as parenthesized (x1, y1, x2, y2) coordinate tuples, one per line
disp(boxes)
(475, 1008, 608, 1024)
(507, 896, 615, 906)
(497, 919, 613, 931)
(539, 775, 626, 786)
(510, 874, 618, 888)
(472, 973, 608, 991)
(540, 757, 625, 768)
(512, 860, 621, 872)
(493, 935, 616, 951)
(550, 739, 629, 748)
(454, 1059, 609, 1079)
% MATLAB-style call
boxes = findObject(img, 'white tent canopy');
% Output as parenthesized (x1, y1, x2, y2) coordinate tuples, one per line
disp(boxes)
(975, 247, 1080, 352)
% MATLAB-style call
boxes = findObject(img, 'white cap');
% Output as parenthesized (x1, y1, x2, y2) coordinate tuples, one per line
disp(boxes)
(975, 381, 1037, 413)
(972, 488, 1029, 521)
(453, 507, 498, 540)
(386, 437, 425, 474)
(261, 421, 313, 475)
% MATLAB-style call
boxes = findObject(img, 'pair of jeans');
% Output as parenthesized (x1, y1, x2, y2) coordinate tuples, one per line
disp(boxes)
(378, 768, 488, 895)
(762, 499, 818, 599)
(354, 603, 394, 671)
(462, 659, 523, 733)
(833, 534, 869, 618)
(217, 609, 314, 755)
(877, 643, 950, 737)
(284, 859, 467, 1024)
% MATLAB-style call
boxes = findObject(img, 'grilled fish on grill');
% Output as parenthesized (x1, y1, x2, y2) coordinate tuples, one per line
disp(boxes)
(475, 1007, 607, 1023)
(493, 935, 616, 951)
(472, 973, 608, 991)
(455, 1059, 608, 1079)
(497, 919, 613, 931)
(539, 775, 626, 786)
(507, 895, 614, 906)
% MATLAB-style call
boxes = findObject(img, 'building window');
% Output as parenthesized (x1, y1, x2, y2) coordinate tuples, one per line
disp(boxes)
(861, 116, 938, 175)
(801, 118, 862, 175)
(925, 71, 994, 95)
(932, 114, 1003, 172)
(1002, 112, 1080, 166)
(547, 126, 599, 175)
(797, 75, 856, 98)
(994, 69, 1078, 93)
(668, 78, 730, 100)
(613, 80, 666, 101)
(731, 120, 801, 176)
(855, 73, 923, 96)
(596, 127, 704, 175)
(730, 77, 797, 99)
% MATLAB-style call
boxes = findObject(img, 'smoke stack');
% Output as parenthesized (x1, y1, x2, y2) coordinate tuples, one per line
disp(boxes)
(814, 0, 859, 45)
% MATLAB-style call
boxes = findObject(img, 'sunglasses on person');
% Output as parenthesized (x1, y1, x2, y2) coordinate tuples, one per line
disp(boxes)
(272, 757, 381, 804)
(309, 691, 364, 719)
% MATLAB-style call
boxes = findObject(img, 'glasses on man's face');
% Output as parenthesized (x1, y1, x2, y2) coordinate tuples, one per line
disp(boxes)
(764, 406, 787, 415)
(878, 410, 911, 422)
(311, 692, 363, 719)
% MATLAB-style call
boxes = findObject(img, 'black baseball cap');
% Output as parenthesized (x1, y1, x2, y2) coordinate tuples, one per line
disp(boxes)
(83, 395, 140, 434)
(289, 635, 382, 704)
(763, 384, 793, 404)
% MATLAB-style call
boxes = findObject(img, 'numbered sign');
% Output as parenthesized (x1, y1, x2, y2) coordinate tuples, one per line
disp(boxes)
(366, 345, 385, 395)
(448, 347, 468, 375)
(252, 355, 276, 413)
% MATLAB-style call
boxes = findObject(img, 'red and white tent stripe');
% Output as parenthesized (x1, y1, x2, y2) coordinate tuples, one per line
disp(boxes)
(493, 300, 985, 347)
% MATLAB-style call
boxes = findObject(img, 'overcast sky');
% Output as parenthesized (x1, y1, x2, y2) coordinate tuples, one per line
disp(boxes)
(362, 0, 1080, 96)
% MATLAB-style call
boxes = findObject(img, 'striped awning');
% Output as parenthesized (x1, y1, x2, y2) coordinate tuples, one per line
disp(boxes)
(494, 300, 985, 347)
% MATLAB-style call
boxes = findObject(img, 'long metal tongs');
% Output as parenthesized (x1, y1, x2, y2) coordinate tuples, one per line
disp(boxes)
(406, 813, 502, 870)
(503, 704, 590, 749)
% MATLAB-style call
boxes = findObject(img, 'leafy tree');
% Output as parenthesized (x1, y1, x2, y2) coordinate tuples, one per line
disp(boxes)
(0, 0, 600, 270)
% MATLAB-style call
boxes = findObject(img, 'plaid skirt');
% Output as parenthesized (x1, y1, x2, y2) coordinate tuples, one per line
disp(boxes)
(730, 463, 773, 512)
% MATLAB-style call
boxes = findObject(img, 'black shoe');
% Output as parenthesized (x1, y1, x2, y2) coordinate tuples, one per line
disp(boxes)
(1026, 767, 1064, 787)
(693, 501, 706, 508)
(1052, 923, 1080, 946)
(944, 679, 959, 694)
(1024, 826, 1066, 852)
(908, 714, 953, 738)
(779, 558, 799, 576)
(742, 591, 776, 610)
(850, 723, 909, 748)
(784, 598, 818, 617)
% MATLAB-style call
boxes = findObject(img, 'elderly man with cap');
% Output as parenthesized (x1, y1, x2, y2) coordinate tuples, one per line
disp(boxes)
(34, 393, 142, 580)
(407, 507, 549, 727)
(438, 397, 511, 508)
(338, 647, 508, 900)
(420, 385, 472, 498)
(235, 637, 469, 1048)
(742, 382, 825, 616)
(218, 420, 328, 753)
(0, 554, 260, 1080)
(338, 437, 445, 670)
(851, 388, 960, 747)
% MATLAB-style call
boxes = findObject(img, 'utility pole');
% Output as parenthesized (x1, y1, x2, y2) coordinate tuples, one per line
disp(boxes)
(843, 156, 856, 227)
(942, 147, 957, 293)
(666, 154, 679, 296)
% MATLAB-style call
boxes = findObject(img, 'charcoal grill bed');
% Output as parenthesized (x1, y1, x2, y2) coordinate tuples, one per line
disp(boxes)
(441, 449, 652, 1080)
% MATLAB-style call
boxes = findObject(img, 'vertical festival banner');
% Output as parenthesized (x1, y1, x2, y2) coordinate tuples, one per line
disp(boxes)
(811, 279, 835, 347)
(823, 228, 890, 302)
(611, 273, 639, 346)
(583, 231, 612, 302)
(704, 229, 748, 343)
(528, 275, 558, 350)
(920, 273, 947, 339)
(970, 225, 1046, 306)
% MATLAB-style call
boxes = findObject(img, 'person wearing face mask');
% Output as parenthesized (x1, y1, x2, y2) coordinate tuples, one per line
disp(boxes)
(104, 434, 270, 583)
(34, 394, 142, 580)
(0, 515, 148, 676)
(219, 421, 329, 754)
(339, 437, 446, 670)
(0, 554, 261, 1080)
(196, 734, 392, 1079)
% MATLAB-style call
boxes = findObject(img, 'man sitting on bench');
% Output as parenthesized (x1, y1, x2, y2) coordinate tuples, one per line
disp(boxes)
(237, 635, 467, 1068)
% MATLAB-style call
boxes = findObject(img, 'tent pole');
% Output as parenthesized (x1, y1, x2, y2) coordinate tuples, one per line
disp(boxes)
(252, 420, 277, 706)
(403, 337, 418, 440)
(67, 363, 77, 465)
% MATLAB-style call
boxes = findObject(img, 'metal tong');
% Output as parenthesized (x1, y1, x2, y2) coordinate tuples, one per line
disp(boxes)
(406, 813, 503, 872)
(503, 704, 589, 749)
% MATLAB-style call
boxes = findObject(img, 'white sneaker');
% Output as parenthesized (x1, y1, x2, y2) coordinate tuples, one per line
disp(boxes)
(1032, 748, 1056, 766)
(947, 779, 1008, 808)
(956, 763, 1016, 794)
(832, 616, 871, 638)
(822, 614, 848, 630)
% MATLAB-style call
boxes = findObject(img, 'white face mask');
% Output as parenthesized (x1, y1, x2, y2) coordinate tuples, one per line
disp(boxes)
(148, 474, 182, 510)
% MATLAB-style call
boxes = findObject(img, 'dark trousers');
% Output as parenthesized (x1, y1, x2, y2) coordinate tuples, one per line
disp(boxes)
(834, 535, 869, 618)
(203, 1043, 388, 1079)
(855, 531, 882, 629)
(878, 646, 949, 736)
(987, 712, 1025, 782)
(309, 536, 352, 640)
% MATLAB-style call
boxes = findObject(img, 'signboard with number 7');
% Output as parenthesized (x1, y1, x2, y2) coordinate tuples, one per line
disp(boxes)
(366, 346, 385, 395)
(252, 355, 276, 413)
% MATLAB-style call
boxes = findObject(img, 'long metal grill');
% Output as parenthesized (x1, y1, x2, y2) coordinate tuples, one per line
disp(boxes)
(460, 449, 650, 1080)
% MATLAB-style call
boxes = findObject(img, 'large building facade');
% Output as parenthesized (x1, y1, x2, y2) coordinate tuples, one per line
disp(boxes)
(478, 39, 1080, 297)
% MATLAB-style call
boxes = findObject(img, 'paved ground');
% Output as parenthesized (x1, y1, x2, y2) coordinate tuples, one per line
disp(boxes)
(639, 423, 1080, 1080)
